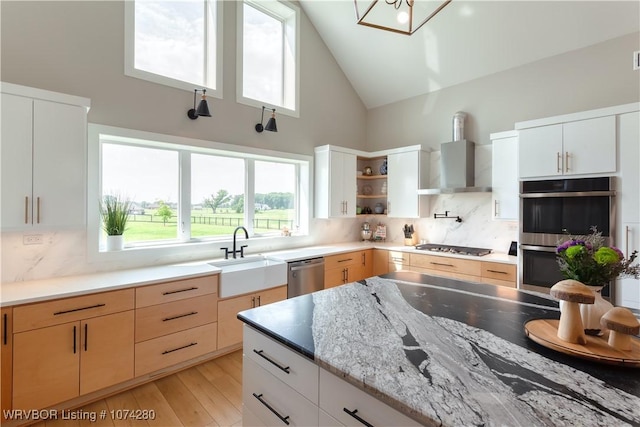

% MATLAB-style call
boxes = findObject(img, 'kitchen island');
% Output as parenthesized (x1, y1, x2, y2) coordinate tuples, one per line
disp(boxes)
(238, 271, 640, 426)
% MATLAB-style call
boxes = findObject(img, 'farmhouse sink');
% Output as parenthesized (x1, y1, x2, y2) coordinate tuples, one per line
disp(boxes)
(209, 255, 287, 298)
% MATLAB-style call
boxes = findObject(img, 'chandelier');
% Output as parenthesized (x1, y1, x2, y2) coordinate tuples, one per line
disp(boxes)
(354, 0, 451, 35)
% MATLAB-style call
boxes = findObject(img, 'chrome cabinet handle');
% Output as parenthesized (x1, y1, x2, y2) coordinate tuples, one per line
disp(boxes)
(25, 196, 29, 224)
(565, 152, 570, 172)
(626, 225, 631, 256)
(251, 296, 256, 308)
(343, 408, 374, 427)
(253, 349, 290, 373)
(253, 393, 290, 425)
(557, 152, 562, 173)
(36, 197, 41, 223)
(256, 295, 261, 306)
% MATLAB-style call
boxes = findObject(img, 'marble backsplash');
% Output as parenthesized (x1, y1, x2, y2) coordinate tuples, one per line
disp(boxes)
(1, 145, 518, 283)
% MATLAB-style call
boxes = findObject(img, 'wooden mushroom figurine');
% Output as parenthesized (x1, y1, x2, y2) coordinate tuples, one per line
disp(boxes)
(550, 280, 595, 345)
(600, 307, 640, 351)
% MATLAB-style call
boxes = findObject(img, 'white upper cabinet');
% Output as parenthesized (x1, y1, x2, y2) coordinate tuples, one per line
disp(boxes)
(518, 115, 616, 179)
(491, 131, 518, 221)
(1, 83, 90, 230)
(315, 147, 356, 218)
(386, 149, 429, 218)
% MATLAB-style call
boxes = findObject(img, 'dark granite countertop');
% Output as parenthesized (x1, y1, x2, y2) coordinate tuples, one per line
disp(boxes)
(238, 271, 640, 426)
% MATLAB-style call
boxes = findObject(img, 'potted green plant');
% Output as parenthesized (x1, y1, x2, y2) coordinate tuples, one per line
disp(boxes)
(100, 195, 131, 251)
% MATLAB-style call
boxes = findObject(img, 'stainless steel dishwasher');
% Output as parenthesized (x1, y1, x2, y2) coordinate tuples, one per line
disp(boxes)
(287, 257, 325, 298)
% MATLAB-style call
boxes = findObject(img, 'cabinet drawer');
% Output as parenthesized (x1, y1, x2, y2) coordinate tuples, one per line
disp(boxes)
(409, 266, 479, 283)
(244, 325, 319, 403)
(135, 294, 218, 343)
(135, 322, 217, 376)
(481, 262, 516, 282)
(410, 253, 481, 276)
(319, 369, 421, 427)
(243, 357, 319, 427)
(136, 275, 218, 308)
(324, 252, 359, 270)
(388, 250, 409, 265)
(13, 289, 134, 333)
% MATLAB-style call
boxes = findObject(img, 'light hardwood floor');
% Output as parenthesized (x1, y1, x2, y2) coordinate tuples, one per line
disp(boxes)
(32, 350, 243, 427)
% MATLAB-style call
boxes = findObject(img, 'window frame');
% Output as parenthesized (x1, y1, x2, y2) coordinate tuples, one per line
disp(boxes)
(124, 0, 224, 98)
(87, 124, 311, 263)
(236, 0, 300, 118)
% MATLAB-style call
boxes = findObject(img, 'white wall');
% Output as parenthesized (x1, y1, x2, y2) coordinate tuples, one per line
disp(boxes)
(366, 32, 640, 151)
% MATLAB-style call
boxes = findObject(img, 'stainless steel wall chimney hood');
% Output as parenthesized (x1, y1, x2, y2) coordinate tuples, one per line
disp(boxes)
(417, 139, 491, 195)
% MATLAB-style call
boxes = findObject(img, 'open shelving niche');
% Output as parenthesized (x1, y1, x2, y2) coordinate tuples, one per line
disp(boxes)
(356, 155, 387, 216)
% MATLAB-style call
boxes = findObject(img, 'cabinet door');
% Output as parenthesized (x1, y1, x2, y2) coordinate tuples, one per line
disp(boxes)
(325, 267, 347, 289)
(1, 308, 12, 421)
(616, 223, 640, 310)
(32, 99, 87, 228)
(618, 112, 640, 221)
(80, 311, 134, 395)
(372, 249, 389, 276)
(329, 151, 356, 217)
(218, 294, 254, 349)
(361, 249, 373, 279)
(518, 124, 562, 178)
(13, 322, 80, 410)
(387, 150, 426, 218)
(257, 285, 287, 307)
(562, 116, 616, 176)
(491, 135, 518, 220)
(1, 93, 33, 229)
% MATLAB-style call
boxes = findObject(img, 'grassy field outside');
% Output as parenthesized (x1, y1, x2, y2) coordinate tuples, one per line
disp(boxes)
(119, 208, 295, 242)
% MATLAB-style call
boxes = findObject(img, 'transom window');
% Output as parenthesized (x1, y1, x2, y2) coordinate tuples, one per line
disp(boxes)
(237, 0, 299, 116)
(125, 0, 222, 96)
(89, 125, 309, 251)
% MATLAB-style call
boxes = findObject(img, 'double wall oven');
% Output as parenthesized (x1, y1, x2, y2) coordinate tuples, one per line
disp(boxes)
(519, 177, 616, 295)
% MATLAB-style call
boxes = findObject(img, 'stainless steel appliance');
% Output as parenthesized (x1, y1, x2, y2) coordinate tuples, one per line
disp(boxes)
(415, 243, 492, 256)
(519, 177, 615, 293)
(287, 257, 325, 298)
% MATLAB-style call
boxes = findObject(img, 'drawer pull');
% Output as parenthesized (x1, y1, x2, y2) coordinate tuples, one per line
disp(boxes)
(162, 287, 198, 295)
(486, 269, 508, 275)
(338, 258, 354, 263)
(84, 323, 88, 351)
(162, 311, 198, 322)
(73, 325, 77, 354)
(391, 257, 405, 262)
(429, 262, 454, 267)
(343, 408, 374, 427)
(252, 393, 290, 425)
(3, 313, 7, 345)
(253, 349, 290, 374)
(54, 303, 106, 316)
(162, 342, 197, 355)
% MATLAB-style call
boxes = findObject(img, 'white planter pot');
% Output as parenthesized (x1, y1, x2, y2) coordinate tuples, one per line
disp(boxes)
(106, 235, 124, 251)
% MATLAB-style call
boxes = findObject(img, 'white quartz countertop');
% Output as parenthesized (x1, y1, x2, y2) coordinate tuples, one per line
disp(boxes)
(1, 242, 516, 307)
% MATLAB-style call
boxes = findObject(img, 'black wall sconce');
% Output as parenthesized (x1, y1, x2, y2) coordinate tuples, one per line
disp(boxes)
(255, 106, 278, 133)
(187, 89, 211, 120)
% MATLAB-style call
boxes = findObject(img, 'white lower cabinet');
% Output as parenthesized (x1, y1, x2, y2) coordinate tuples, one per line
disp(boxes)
(243, 358, 318, 426)
(319, 369, 421, 427)
(242, 325, 422, 427)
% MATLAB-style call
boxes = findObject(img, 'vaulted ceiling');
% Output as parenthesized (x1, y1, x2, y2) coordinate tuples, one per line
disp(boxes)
(299, 1, 640, 109)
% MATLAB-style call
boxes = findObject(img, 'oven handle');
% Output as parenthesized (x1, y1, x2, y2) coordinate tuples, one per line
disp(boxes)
(521, 244, 557, 253)
(520, 190, 615, 198)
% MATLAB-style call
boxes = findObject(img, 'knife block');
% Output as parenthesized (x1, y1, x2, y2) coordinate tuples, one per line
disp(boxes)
(404, 235, 418, 246)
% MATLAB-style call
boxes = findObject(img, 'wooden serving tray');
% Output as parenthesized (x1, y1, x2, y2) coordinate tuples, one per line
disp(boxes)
(524, 318, 640, 367)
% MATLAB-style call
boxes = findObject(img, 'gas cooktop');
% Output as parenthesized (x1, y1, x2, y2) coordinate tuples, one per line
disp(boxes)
(415, 243, 492, 257)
